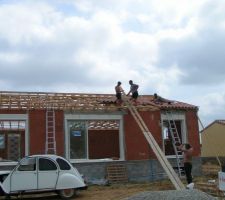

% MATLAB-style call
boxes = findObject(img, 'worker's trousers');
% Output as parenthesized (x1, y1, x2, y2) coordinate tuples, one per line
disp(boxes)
(184, 162, 192, 184)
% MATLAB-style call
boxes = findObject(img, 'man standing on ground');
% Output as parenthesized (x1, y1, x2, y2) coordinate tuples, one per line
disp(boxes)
(115, 81, 124, 104)
(178, 143, 194, 188)
(127, 80, 139, 103)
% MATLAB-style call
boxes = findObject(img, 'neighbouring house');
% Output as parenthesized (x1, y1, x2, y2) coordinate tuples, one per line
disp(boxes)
(201, 120, 225, 157)
(0, 91, 201, 183)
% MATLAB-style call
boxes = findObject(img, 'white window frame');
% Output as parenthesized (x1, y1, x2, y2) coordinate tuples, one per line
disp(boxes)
(0, 114, 29, 166)
(64, 114, 125, 163)
(161, 112, 187, 158)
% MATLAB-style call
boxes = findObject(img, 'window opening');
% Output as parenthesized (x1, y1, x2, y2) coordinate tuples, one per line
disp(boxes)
(0, 120, 26, 161)
(69, 121, 87, 159)
(163, 120, 183, 156)
(68, 120, 120, 160)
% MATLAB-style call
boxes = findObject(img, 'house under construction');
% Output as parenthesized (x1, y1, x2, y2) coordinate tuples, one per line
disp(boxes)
(0, 91, 201, 183)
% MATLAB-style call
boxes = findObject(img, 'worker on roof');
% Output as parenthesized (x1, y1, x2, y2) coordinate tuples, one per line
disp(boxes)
(153, 93, 172, 104)
(127, 80, 139, 104)
(115, 81, 124, 105)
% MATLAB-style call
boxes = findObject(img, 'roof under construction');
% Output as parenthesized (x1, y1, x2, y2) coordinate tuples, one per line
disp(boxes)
(0, 91, 197, 112)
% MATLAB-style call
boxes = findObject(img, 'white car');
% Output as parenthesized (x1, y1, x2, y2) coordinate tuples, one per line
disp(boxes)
(0, 155, 87, 199)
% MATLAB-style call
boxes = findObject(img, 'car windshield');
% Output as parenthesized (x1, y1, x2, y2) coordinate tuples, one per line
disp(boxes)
(20, 157, 35, 165)
(18, 157, 36, 171)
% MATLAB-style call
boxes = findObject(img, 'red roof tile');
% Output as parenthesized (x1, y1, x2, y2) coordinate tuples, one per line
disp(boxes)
(102, 95, 197, 110)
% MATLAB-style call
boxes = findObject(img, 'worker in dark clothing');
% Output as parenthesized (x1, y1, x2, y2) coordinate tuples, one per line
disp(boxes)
(127, 80, 139, 104)
(115, 81, 124, 104)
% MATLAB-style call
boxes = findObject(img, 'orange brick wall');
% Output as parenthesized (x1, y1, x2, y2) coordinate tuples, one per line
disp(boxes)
(54, 111, 65, 156)
(124, 109, 201, 160)
(0, 109, 201, 160)
(29, 110, 64, 156)
(29, 110, 45, 155)
(185, 110, 201, 156)
(124, 110, 162, 160)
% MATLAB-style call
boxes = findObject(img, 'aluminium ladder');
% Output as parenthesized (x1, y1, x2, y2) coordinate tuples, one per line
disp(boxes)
(45, 109, 56, 154)
(123, 99, 185, 190)
(164, 111, 183, 177)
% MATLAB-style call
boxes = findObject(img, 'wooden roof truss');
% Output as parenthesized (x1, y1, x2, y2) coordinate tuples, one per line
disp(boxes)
(0, 91, 118, 112)
(0, 91, 160, 112)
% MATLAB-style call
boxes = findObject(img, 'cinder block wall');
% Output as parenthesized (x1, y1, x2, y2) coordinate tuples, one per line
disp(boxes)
(74, 157, 202, 184)
(0, 157, 202, 184)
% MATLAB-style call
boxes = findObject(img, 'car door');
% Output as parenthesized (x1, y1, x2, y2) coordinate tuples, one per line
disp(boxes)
(38, 157, 58, 190)
(10, 157, 37, 192)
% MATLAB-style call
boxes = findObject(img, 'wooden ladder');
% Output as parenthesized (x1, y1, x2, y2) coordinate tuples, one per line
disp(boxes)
(45, 109, 56, 154)
(124, 99, 185, 190)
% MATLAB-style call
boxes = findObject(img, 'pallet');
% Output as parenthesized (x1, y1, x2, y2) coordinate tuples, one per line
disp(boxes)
(197, 182, 224, 197)
(106, 164, 128, 183)
(202, 164, 220, 176)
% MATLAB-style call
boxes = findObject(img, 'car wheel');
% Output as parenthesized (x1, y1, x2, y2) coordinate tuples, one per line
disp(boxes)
(59, 188, 76, 199)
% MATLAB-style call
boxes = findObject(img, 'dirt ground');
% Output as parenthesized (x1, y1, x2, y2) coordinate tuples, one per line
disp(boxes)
(3, 180, 173, 200)
(75, 180, 174, 200)
(2, 177, 220, 200)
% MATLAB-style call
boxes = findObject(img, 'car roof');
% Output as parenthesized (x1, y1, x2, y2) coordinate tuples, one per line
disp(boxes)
(28, 154, 65, 161)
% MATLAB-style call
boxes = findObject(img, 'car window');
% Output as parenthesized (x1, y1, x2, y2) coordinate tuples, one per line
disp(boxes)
(39, 158, 57, 171)
(56, 158, 71, 170)
(18, 158, 36, 171)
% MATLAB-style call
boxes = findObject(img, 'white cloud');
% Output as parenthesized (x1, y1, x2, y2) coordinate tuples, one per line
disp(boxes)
(0, 0, 225, 126)
(192, 92, 225, 127)
(201, 93, 225, 116)
(0, 2, 60, 45)
(0, 52, 27, 63)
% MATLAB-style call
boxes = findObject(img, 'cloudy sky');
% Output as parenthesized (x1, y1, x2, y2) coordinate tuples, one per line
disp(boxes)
(0, 0, 225, 127)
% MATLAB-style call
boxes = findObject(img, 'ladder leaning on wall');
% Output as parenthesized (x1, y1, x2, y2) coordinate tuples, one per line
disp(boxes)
(123, 98, 185, 190)
(164, 110, 183, 177)
(45, 108, 56, 154)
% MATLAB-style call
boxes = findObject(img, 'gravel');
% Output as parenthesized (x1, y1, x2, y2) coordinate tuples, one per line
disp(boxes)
(124, 189, 218, 200)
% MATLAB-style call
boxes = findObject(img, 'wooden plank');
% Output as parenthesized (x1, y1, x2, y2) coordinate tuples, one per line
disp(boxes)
(202, 164, 220, 176)
(196, 182, 223, 197)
